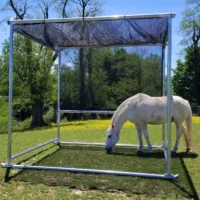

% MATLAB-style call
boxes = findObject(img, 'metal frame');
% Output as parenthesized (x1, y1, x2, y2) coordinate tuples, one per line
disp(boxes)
(1, 13, 178, 179)
(8, 13, 175, 24)
(166, 17, 172, 175)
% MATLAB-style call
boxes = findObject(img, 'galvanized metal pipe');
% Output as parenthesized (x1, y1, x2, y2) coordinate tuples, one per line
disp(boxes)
(61, 110, 115, 114)
(1, 163, 179, 179)
(7, 24, 14, 165)
(4, 14, 177, 180)
(57, 43, 164, 49)
(12, 139, 56, 159)
(9, 13, 176, 25)
(59, 141, 162, 148)
(162, 47, 166, 143)
(57, 51, 61, 143)
(167, 17, 172, 175)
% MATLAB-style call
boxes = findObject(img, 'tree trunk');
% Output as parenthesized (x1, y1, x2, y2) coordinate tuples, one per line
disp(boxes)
(79, 48, 86, 109)
(87, 49, 95, 107)
(193, 46, 200, 104)
(31, 99, 47, 128)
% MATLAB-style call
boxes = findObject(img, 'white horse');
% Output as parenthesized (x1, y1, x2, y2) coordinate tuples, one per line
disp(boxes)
(105, 93, 192, 154)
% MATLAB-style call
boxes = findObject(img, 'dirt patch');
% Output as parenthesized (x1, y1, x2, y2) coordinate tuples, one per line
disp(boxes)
(72, 189, 84, 195)
(17, 185, 25, 192)
(44, 176, 57, 182)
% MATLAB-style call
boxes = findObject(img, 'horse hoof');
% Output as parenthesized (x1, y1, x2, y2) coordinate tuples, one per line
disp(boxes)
(186, 148, 191, 153)
(137, 150, 143, 155)
(171, 151, 177, 156)
(147, 149, 153, 154)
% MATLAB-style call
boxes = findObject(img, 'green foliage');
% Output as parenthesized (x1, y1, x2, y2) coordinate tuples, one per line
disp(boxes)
(44, 107, 55, 124)
(0, 97, 32, 133)
(179, 0, 200, 47)
(60, 47, 162, 115)
(173, 46, 200, 105)
(0, 35, 57, 124)
(184, 46, 200, 104)
(0, 36, 162, 124)
(173, 0, 200, 104)
(172, 60, 190, 100)
(0, 97, 8, 133)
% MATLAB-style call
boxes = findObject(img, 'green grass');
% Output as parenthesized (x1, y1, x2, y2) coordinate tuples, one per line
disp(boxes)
(0, 119, 200, 199)
(0, 97, 9, 133)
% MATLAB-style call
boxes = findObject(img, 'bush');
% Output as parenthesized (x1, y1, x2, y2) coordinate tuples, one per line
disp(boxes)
(44, 107, 55, 124)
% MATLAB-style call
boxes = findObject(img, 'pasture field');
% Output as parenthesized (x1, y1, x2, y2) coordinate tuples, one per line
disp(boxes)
(0, 118, 200, 200)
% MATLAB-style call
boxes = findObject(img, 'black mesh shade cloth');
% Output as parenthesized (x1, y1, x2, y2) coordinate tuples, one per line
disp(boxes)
(13, 16, 170, 50)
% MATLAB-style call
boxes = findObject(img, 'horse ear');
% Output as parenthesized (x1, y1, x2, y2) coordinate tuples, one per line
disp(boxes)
(111, 124, 114, 129)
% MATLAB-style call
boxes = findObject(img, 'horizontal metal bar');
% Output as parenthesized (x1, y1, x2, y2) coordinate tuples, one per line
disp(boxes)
(1, 163, 179, 179)
(58, 43, 164, 49)
(59, 141, 162, 148)
(12, 139, 56, 159)
(9, 13, 176, 24)
(60, 110, 115, 114)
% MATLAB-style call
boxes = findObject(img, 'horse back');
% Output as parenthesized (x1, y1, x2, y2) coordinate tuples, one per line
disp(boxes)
(123, 93, 191, 125)
(133, 95, 168, 124)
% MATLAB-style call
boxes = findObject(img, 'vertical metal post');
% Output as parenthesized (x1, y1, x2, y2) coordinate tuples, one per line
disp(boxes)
(161, 47, 166, 96)
(167, 17, 172, 175)
(7, 24, 14, 165)
(57, 50, 61, 144)
(162, 46, 166, 143)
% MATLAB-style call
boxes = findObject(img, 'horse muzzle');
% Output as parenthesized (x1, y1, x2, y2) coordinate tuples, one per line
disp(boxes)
(106, 147, 113, 153)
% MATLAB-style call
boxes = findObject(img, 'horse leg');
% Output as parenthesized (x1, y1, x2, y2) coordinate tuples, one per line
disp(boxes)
(140, 123, 152, 153)
(172, 123, 183, 153)
(135, 124, 143, 152)
(182, 124, 190, 152)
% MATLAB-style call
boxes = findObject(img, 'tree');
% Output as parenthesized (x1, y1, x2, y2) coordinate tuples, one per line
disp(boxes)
(172, 60, 192, 101)
(54, 0, 70, 18)
(184, 46, 200, 104)
(142, 54, 162, 96)
(173, 0, 200, 105)
(179, 0, 200, 48)
(0, 35, 57, 124)
(71, 0, 103, 109)
(90, 48, 162, 109)
(0, 0, 67, 127)
(173, 46, 200, 105)
(57, 45, 163, 120)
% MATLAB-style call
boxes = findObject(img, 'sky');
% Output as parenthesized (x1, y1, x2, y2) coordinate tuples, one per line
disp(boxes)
(0, 0, 186, 69)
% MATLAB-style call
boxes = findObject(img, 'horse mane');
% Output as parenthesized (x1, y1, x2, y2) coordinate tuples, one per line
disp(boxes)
(111, 102, 127, 126)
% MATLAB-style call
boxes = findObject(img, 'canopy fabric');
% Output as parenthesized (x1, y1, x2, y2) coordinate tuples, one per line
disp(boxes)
(13, 15, 170, 50)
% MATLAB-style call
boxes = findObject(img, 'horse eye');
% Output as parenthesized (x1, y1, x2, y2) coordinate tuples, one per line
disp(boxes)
(108, 135, 112, 138)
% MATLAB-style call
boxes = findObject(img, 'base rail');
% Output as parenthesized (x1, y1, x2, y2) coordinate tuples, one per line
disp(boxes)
(12, 138, 57, 159)
(59, 141, 162, 148)
(60, 110, 115, 114)
(2, 140, 179, 180)
(1, 163, 179, 179)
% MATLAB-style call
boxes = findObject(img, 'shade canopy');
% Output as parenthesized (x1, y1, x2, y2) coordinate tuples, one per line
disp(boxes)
(10, 13, 175, 50)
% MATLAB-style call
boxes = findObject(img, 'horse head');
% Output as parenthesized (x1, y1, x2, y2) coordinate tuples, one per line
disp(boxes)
(105, 124, 119, 153)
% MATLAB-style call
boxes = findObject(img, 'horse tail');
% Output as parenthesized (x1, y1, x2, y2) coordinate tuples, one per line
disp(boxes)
(185, 102, 193, 152)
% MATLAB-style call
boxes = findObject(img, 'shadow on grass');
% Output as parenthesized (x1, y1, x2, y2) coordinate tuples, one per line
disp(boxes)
(169, 156, 199, 200)
(111, 149, 198, 159)
(7, 145, 199, 199)
(4, 144, 59, 182)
